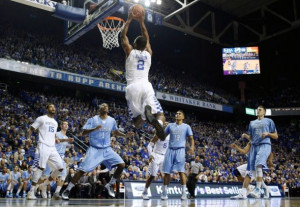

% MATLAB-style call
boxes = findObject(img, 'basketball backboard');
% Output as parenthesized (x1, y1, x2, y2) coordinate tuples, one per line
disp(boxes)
(65, 0, 124, 45)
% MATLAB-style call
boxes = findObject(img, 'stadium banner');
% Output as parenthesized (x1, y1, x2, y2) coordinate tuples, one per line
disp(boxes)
(0, 58, 233, 113)
(0, 58, 127, 92)
(156, 92, 233, 113)
(124, 181, 283, 199)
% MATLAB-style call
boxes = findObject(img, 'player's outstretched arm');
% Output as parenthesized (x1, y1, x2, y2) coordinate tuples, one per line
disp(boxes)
(138, 15, 152, 56)
(26, 126, 35, 140)
(121, 14, 133, 57)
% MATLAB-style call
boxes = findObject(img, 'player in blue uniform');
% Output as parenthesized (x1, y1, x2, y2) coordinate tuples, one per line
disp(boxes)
(0, 166, 11, 198)
(160, 110, 194, 200)
(245, 105, 278, 198)
(62, 103, 131, 200)
(21, 165, 34, 198)
(10, 165, 22, 198)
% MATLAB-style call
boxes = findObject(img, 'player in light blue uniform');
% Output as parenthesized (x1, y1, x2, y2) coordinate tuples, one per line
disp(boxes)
(161, 110, 194, 200)
(62, 103, 131, 200)
(245, 105, 278, 198)
(40, 121, 73, 199)
(21, 165, 34, 198)
(10, 166, 22, 198)
(0, 166, 11, 198)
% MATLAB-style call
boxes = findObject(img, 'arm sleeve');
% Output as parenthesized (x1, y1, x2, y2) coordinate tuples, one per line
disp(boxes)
(82, 118, 93, 130)
(31, 117, 42, 130)
(164, 124, 170, 135)
(269, 119, 277, 133)
(112, 119, 118, 132)
(186, 125, 193, 136)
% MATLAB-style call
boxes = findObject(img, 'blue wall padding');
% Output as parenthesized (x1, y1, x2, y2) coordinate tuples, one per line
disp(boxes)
(53, 3, 86, 23)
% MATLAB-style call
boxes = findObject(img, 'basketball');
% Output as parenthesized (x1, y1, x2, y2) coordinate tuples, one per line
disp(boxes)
(130, 4, 145, 20)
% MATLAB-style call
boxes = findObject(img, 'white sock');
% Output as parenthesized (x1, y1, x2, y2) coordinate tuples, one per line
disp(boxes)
(29, 185, 36, 193)
(143, 187, 148, 194)
(163, 185, 168, 193)
(241, 188, 247, 195)
(261, 181, 267, 189)
(66, 182, 75, 191)
(182, 185, 187, 194)
(256, 181, 262, 189)
(17, 188, 21, 194)
(55, 186, 62, 193)
(109, 177, 117, 185)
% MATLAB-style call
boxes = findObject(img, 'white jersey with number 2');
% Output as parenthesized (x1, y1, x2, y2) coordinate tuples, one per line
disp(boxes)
(125, 49, 151, 85)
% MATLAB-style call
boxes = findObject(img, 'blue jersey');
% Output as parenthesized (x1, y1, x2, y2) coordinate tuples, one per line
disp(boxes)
(0, 173, 9, 183)
(82, 115, 117, 148)
(11, 171, 21, 182)
(248, 118, 277, 145)
(165, 123, 193, 148)
(56, 131, 69, 158)
(21, 170, 33, 181)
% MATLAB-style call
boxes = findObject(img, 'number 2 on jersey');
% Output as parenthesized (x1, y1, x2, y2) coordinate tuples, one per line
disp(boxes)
(137, 60, 144, 70)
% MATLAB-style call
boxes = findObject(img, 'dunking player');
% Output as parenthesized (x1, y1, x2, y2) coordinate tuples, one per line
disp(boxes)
(37, 121, 73, 199)
(121, 8, 166, 140)
(62, 103, 131, 200)
(160, 110, 194, 200)
(230, 139, 274, 199)
(142, 134, 170, 200)
(26, 104, 64, 200)
(245, 105, 277, 198)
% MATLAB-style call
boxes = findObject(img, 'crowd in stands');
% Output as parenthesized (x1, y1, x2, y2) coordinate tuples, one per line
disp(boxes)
(0, 86, 299, 198)
(0, 26, 237, 105)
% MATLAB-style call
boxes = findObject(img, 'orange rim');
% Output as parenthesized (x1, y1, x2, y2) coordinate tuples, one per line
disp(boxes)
(98, 16, 125, 31)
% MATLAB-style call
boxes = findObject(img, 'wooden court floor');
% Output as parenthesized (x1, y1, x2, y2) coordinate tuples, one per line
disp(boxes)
(0, 197, 299, 207)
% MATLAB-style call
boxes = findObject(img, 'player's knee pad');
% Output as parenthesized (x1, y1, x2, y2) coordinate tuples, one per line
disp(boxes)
(32, 168, 43, 183)
(233, 169, 241, 177)
(256, 165, 263, 178)
(50, 169, 61, 179)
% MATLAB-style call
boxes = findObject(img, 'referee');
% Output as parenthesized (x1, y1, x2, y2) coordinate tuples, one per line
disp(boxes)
(187, 156, 203, 199)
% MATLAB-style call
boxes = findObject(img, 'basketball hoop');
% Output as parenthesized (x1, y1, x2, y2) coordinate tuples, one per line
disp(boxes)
(98, 16, 125, 50)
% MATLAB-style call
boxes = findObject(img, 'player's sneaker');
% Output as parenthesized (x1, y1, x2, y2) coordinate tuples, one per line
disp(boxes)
(181, 194, 187, 200)
(161, 193, 168, 200)
(41, 184, 47, 199)
(27, 191, 37, 200)
(22, 192, 27, 198)
(263, 187, 270, 199)
(250, 188, 262, 199)
(142, 193, 149, 200)
(6, 193, 13, 198)
(62, 189, 70, 200)
(52, 192, 62, 200)
(15, 193, 21, 198)
(230, 193, 247, 199)
(105, 183, 115, 197)
(246, 185, 255, 196)
(144, 105, 166, 141)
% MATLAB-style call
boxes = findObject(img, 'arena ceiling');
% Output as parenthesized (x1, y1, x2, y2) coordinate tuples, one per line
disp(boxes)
(159, 0, 300, 46)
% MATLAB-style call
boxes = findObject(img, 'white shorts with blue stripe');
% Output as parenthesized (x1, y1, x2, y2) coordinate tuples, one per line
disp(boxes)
(125, 80, 163, 120)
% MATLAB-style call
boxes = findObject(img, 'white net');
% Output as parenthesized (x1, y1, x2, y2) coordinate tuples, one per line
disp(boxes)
(98, 17, 125, 50)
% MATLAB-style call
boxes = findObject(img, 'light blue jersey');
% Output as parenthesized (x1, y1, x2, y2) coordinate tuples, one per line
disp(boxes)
(0, 173, 9, 183)
(21, 170, 33, 181)
(11, 171, 21, 182)
(165, 123, 193, 148)
(82, 115, 117, 148)
(248, 118, 277, 145)
(56, 131, 69, 158)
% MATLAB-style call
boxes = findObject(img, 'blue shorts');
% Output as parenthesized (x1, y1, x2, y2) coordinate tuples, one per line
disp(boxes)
(0, 182, 8, 191)
(162, 148, 185, 174)
(79, 146, 124, 172)
(247, 144, 271, 171)
(43, 160, 67, 178)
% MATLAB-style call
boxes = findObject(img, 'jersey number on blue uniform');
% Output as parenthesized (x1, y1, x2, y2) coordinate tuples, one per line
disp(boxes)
(137, 60, 144, 70)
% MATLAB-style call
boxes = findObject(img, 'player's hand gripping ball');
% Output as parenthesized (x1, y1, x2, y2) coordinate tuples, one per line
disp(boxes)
(129, 4, 145, 21)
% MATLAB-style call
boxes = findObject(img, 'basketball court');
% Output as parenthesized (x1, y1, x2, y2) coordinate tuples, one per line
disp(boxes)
(0, 197, 300, 207)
